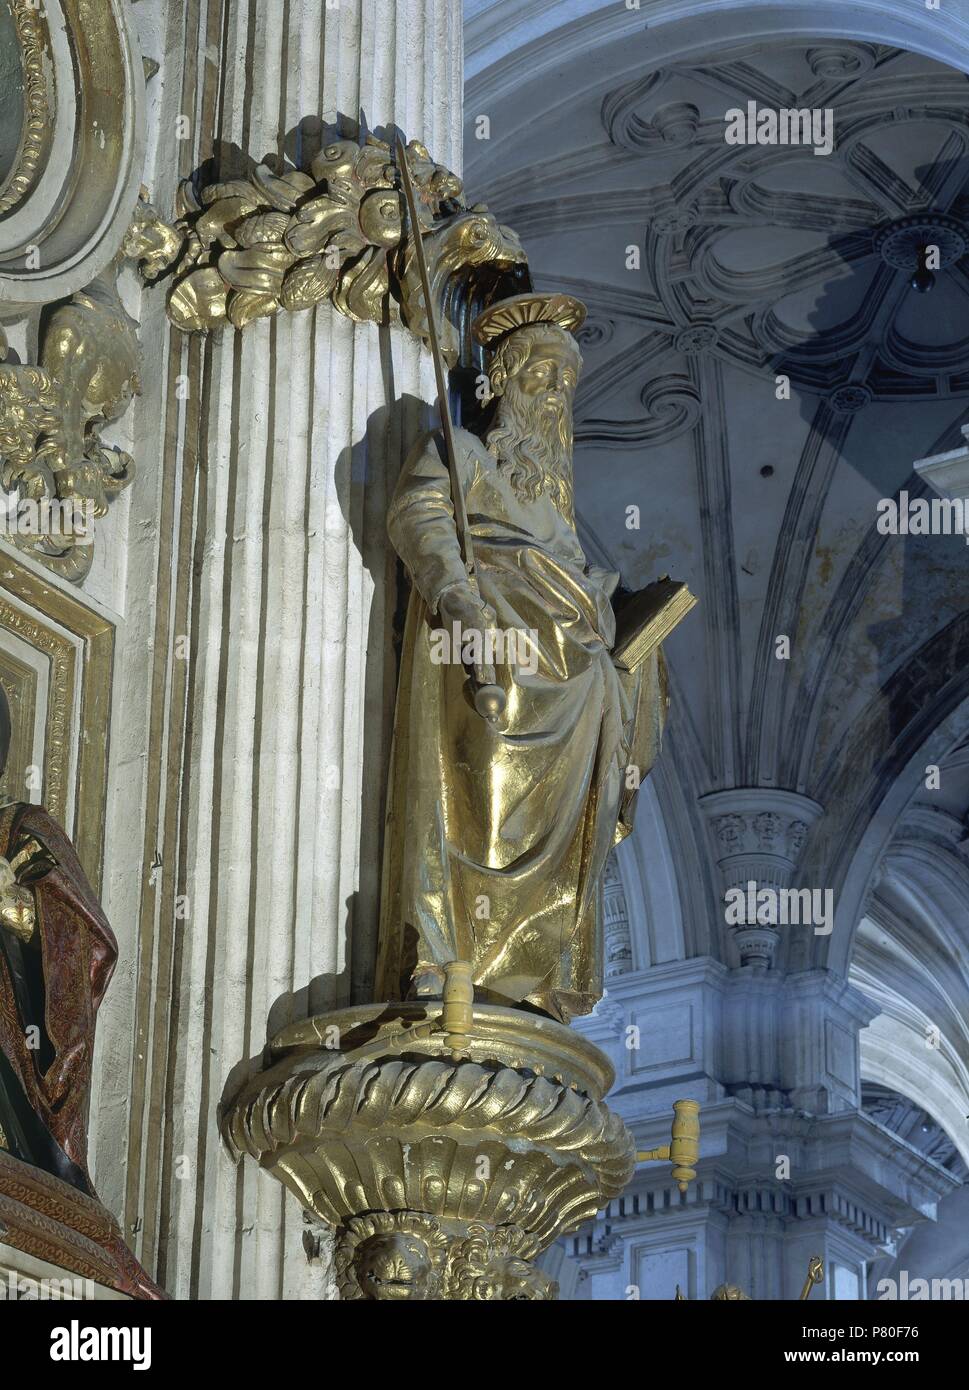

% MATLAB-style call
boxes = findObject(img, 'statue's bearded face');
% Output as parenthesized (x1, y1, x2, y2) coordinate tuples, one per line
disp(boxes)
(508, 338, 577, 421)
(485, 328, 581, 522)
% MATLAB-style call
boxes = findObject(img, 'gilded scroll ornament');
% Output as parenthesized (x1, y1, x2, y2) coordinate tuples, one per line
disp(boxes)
(154, 134, 528, 359)
(0, 199, 169, 582)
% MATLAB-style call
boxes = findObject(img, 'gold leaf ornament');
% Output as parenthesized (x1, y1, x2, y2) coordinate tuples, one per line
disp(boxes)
(358, 188, 402, 248)
(226, 291, 281, 330)
(160, 134, 527, 339)
(217, 244, 295, 294)
(332, 249, 390, 323)
(249, 163, 315, 210)
(194, 194, 266, 247)
(233, 211, 292, 247)
(283, 192, 356, 257)
(167, 266, 229, 332)
(280, 256, 339, 312)
(309, 138, 365, 186)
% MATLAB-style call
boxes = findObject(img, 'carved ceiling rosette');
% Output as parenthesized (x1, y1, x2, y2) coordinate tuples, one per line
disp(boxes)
(0, 0, 149, 582)
(552, 39, 969, 456)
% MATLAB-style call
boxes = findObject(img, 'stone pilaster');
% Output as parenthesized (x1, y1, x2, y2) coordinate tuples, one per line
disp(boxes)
(94, 0, 463, 1301)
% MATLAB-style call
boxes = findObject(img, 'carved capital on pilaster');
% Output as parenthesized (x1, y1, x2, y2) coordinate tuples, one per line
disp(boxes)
(699, 789, 825, 967)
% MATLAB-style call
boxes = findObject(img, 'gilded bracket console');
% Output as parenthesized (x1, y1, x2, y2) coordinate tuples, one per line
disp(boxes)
(222, 972, 700, 1301)
(223, 998, 636, 1300)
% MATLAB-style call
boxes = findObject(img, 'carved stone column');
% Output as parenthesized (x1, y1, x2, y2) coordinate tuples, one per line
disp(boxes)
(603, 851, 634, 978)
(102, 0, 463, 1301)
(573, 957, 955, 1300)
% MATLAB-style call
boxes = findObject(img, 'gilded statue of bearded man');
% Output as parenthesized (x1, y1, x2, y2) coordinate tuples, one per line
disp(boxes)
(377, 294, 667, 1023)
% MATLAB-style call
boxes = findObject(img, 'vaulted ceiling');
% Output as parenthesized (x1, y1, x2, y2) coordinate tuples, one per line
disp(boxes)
(465, 4, 969, 1153)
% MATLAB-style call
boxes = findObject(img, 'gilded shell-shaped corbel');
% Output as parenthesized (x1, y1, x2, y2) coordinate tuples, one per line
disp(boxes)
(221, 1001, 634, 1300)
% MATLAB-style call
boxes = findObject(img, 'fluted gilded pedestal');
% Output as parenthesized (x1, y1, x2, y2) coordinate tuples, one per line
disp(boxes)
(223, 1002, 636, 1300)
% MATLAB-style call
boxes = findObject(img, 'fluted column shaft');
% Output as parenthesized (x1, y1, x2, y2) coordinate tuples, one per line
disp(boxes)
(96, 0, 462, 1301)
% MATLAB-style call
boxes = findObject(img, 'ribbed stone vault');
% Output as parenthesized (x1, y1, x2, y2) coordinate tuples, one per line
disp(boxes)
(466, 0, 969, 1266)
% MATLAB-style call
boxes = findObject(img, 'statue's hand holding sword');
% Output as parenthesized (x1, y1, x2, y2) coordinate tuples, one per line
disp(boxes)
(395, 135, 506, 725)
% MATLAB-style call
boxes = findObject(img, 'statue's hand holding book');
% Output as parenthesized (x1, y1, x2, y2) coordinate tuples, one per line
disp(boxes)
(612, 575, 698, 672)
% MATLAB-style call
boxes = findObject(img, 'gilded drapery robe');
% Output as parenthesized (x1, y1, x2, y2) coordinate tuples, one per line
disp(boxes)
(377, 427, 667, 1023)
(0, 801, 117, 1193)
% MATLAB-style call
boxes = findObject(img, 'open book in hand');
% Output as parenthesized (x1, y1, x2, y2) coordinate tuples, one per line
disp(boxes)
(611, 575, 698, 672)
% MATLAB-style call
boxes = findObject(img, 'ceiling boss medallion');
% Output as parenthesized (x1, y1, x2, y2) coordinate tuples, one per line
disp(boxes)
(580, 42, 969, 419)
(874, 214, 969, 274)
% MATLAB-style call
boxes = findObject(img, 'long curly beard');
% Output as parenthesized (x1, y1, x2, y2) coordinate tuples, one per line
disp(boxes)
(485, 387, 575, 525)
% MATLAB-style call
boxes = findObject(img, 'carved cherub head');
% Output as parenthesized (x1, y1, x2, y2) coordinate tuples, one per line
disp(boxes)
(354, 1232, 434, 1301)
(335, 1212, 448, 1301)
(472, 1254, 558, 1302)
(710, 1283, 751, 1300)
(122, 194, 184, 281)
(443, 1223, 558, 1301)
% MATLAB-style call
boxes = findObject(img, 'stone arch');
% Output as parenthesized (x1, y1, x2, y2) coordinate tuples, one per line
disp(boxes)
(467, 1, 969, 99)
(806, 634, 969, 976)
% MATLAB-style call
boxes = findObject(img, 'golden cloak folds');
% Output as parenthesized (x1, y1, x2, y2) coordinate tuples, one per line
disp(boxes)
(377, 427, 667, 1023)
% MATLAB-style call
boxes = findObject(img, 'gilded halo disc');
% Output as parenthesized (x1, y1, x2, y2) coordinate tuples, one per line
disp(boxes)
(472, 291, 588, 345)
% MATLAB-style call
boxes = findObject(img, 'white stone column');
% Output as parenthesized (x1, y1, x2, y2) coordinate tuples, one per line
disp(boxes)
(96, 0, 463, 1301)
(571, 960, 955, 1300)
